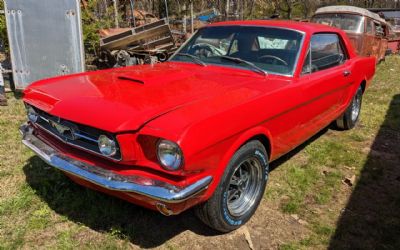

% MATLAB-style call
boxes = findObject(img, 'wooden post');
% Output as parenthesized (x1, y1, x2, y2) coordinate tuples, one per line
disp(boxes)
(164, 0, 169, 22)
(183, 4, 187, 33)
(225, 0, 230, 20)
(129, 0, 136, 27)
(190, 1, 194, 33)
(240, 0, 244, 20)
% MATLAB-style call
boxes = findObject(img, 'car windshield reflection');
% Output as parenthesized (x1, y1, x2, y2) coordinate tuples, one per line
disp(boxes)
(312, 13, 365, 33)
(170, 26, 304, 76)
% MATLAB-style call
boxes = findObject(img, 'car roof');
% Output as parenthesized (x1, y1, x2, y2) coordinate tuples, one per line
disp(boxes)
(315, 5, 386, 23)
(207, 20, 343, 34)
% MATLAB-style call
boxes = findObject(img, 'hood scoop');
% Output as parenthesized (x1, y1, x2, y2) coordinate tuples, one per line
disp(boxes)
(117, 75, 145, 85)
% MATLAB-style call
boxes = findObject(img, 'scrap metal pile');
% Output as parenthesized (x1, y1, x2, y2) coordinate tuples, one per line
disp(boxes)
(95, 6, 220, 69)
(97, 18, 177, 68)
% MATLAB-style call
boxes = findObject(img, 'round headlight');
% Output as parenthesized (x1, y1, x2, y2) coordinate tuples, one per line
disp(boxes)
(157, 140, 183, 170)
(98, 135, 117, 156)
(27, 105, 38, 123)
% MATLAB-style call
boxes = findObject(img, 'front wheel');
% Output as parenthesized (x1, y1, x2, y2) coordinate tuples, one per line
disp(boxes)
(195, 140, 269, 232)
(335, 85, 363, 130)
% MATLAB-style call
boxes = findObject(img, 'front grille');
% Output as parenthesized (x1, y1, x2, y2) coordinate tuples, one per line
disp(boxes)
(29, 105, 121, 160)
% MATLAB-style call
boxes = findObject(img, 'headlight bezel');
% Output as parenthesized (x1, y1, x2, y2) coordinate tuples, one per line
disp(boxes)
(26, 104, 39, 123)
(98, 134, 117, 157)
(157, 139, 183, 171)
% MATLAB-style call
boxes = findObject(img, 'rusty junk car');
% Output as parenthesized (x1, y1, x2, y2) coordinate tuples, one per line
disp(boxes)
(311, 5, 389, 62)
(369, 8, 400, 54)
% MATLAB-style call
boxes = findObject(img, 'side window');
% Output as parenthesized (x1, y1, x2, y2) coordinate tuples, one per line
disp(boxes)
(309, 33, 346, 72)
(374, 22, 384, 36)
(366, 19, 374, 34)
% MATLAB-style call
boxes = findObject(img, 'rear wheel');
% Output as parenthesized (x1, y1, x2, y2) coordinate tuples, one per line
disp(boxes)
(195, 140, 269, 232)
(335, 85, 363, 130)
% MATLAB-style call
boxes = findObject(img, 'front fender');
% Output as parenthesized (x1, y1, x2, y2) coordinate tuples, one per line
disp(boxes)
(199, 126, 273, 199)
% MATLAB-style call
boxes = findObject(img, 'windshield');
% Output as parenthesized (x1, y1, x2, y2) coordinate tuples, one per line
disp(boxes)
(312, 13, 364, 33)
(170, 26, 304, 76)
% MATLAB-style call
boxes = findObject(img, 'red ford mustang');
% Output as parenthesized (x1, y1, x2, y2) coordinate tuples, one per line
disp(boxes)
(20, 20, 375, 232)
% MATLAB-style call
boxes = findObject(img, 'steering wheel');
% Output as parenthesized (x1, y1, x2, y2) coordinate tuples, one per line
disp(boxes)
(258, 55, 288, 66)
(191, 43, 223, 58)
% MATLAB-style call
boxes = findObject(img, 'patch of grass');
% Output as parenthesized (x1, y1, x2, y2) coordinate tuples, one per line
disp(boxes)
(267, 56, 400, 248)
(313, 223, 335, 237)
(348, 131, 368, 142)
(0, 184, 36, 216)
(57, 230, 76, 249)
(28, 206, 52, 230)
(2, 227, 27, 249)
(277, 139, 349, 214)
(279, 243, 298, 250)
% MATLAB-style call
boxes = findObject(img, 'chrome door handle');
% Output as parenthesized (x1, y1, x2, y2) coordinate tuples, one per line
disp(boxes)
(343, 70, 351, 77)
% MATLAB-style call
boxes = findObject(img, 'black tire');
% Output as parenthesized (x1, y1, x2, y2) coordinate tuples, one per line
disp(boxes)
(195, 140, 269, 232)
(335, 85, 363, 130)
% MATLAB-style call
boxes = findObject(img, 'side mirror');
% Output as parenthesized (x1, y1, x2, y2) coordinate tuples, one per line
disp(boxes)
(302, 63, 319, 74)
(331, 53, 344, 65)
(338, 54, 344, 64)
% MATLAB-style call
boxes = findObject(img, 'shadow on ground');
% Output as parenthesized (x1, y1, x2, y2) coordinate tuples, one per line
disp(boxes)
(329, 94, 400, 249)
(23, 156, 220, 248)
(22, 123, 331, 248)
(270, 126, 330, 170)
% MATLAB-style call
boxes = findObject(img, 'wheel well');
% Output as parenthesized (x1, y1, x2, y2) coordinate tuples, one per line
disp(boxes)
(360, 80, 366, 93)
(247, 134, 271, 159)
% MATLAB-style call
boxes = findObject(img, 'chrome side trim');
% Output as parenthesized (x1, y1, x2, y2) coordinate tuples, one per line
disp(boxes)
(20, 123, 212, 203)
(73, 131, 98, 143)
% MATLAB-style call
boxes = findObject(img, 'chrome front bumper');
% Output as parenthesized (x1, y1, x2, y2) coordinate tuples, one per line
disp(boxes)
(20, 123, 212, 203)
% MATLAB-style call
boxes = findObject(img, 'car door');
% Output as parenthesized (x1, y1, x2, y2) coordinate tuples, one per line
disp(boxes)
(296, 33, 355, 141)
(364, 18, 380, 58)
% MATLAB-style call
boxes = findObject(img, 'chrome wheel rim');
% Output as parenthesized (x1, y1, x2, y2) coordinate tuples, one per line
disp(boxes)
(351, 92, 361, 122)
(227, 157, 263, 217)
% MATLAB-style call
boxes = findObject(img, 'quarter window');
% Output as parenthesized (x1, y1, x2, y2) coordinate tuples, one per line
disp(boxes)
(366, 19, 374, 34)
(301, 50, 311, 74)
(374, 22, 384, 36)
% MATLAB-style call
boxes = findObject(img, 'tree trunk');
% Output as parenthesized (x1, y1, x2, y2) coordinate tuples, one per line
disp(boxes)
(249, 0, 255, 18)
(113, 0, 119, 28)
(225, 0, 230, 20)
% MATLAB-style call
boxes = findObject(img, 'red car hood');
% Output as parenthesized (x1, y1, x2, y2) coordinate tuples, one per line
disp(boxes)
(23, 62, 266, 132)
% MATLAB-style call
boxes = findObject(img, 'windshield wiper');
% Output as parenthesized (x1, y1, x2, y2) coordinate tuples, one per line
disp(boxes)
(176, 53, 207, 66)
(219, 56, 267, 76)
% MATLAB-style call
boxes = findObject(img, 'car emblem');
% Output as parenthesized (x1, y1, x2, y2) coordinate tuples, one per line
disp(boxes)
(49, 119, 77, 140)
